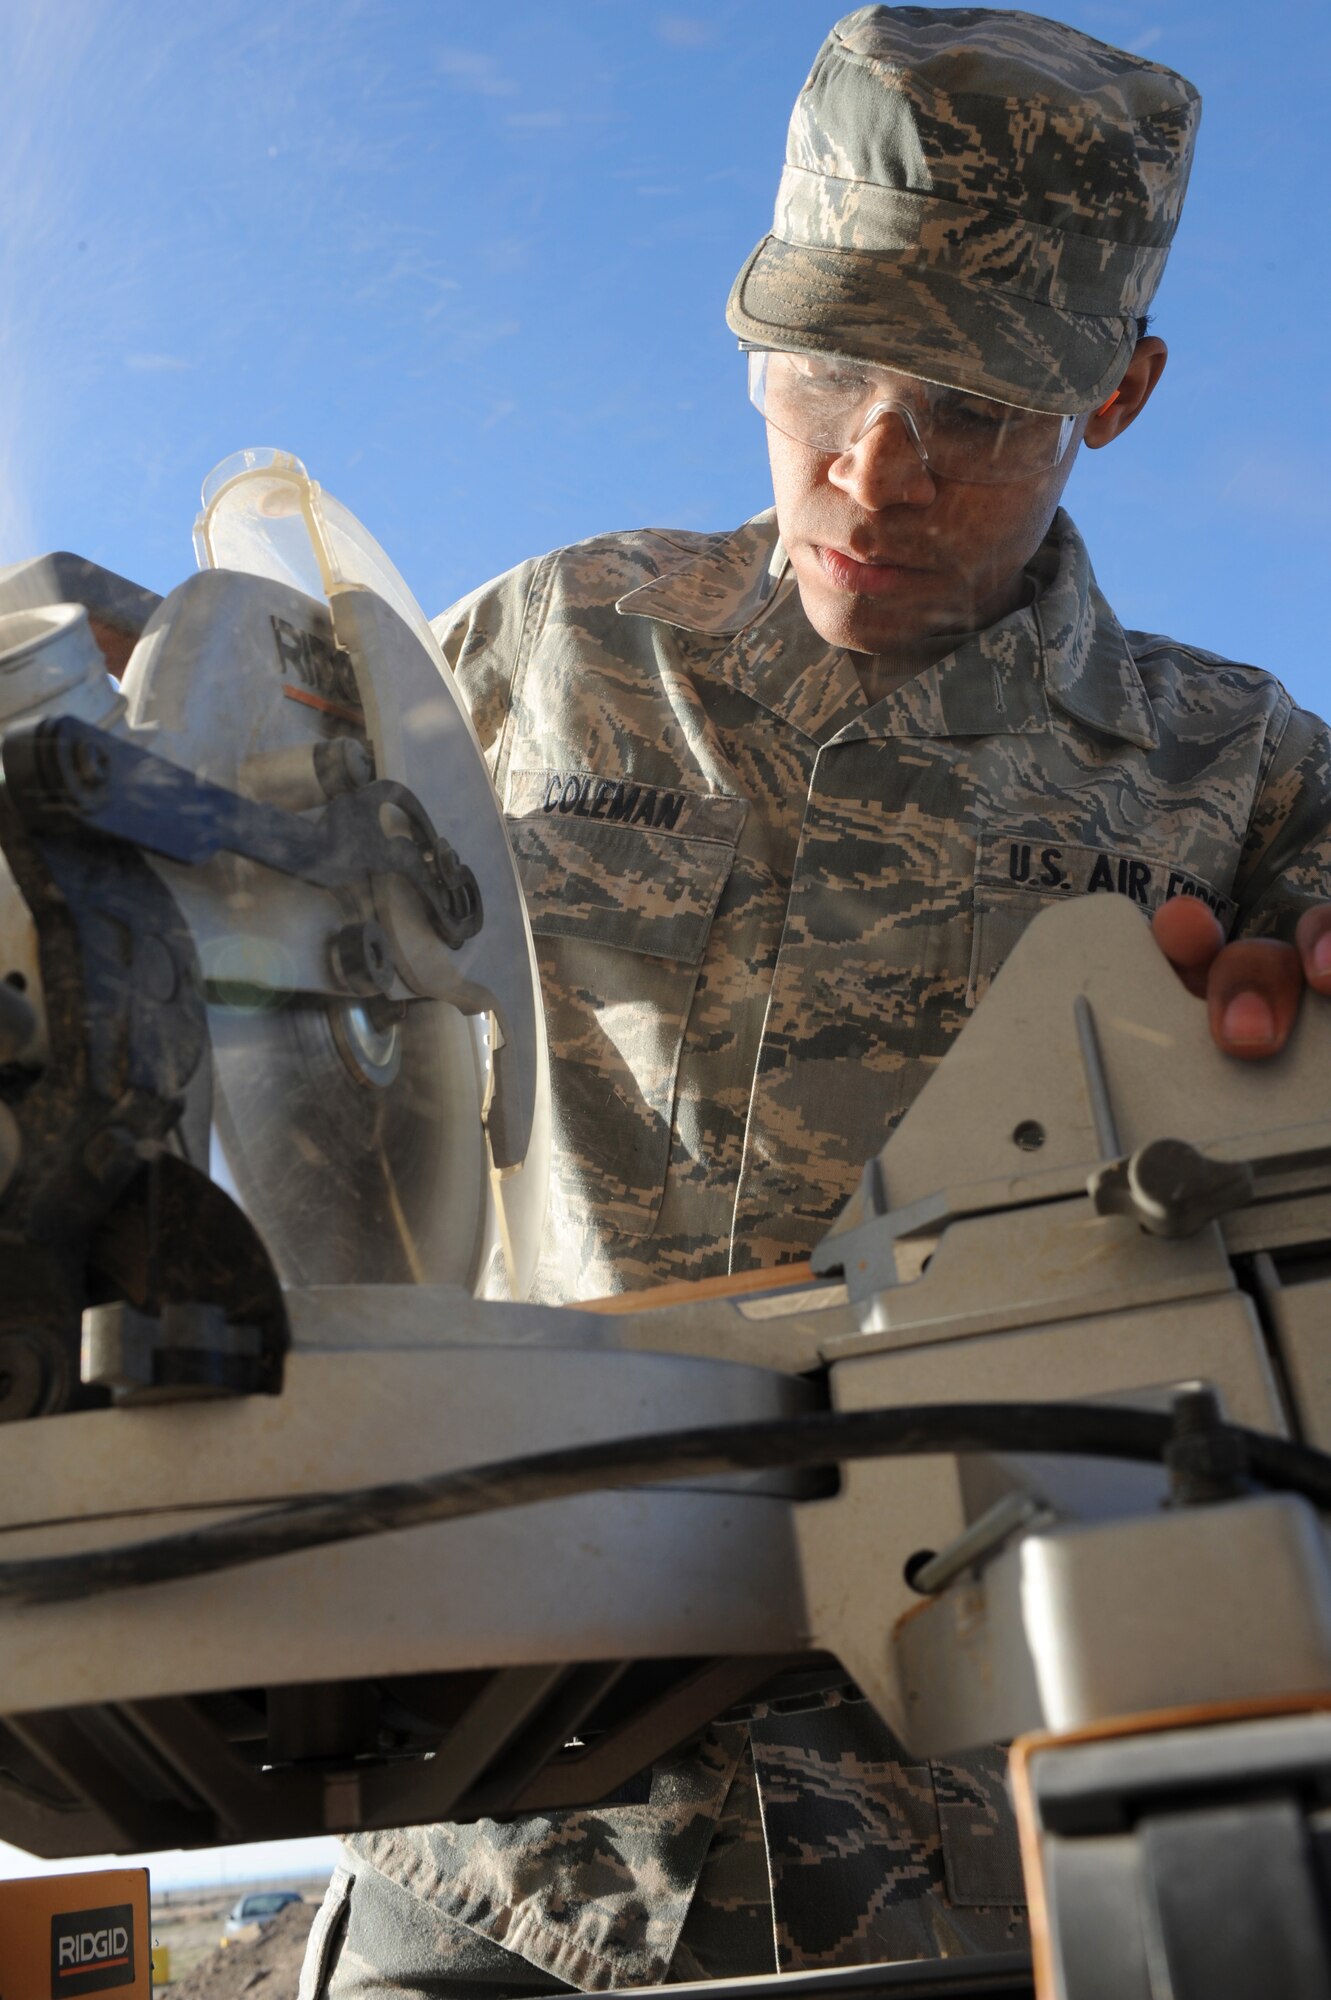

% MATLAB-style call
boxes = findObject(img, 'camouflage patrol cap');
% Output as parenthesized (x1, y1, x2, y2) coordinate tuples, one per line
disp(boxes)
(726, 6, 1201, 415)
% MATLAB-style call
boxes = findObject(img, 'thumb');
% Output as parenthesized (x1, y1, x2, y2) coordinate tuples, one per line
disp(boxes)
(1151, 896, 1226, 998)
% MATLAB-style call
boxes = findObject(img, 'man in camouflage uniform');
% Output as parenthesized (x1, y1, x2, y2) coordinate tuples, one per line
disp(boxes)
(301, 9, 1331, 1995)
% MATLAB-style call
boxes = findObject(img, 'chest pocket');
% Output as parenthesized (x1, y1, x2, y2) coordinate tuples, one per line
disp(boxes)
(968, 828, 1237, 1010)
(505, 772, 744, 1241)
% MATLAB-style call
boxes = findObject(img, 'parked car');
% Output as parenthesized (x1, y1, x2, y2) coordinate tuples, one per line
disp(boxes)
(222, 1889, 303, 1940)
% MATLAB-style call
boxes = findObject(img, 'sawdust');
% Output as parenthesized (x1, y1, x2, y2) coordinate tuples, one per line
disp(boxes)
(165, 1898, 317, 1998)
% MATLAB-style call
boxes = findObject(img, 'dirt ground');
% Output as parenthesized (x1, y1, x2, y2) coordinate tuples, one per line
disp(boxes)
(152, 1876, 326, 1995)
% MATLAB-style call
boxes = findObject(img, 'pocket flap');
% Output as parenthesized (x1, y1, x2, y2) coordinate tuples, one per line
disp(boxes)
(505, 773, 743, 964)
(933, 1751, 1028, 1907)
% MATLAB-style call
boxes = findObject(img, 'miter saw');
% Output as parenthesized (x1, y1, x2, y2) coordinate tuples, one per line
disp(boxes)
(3, 457, 1331, 2000)
(0, 450, 551, 1414)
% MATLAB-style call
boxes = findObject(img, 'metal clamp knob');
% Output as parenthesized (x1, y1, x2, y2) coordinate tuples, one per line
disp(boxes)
(1089, 1136, 1254, 1237)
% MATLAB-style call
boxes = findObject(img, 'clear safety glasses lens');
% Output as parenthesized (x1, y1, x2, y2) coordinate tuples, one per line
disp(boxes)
(747, 350, 1076, 486)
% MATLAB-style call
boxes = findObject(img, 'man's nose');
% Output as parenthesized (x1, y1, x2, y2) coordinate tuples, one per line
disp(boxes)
(827, 408, 936, 508)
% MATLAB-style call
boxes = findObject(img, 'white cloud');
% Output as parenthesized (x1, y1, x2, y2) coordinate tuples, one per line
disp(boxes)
(1129, 26, 1164, 51)
(484, 238, 530, 275)
(434, 48, 518, 97)
(345, 237, 462, 322)
(464, 318, 521, 348)
(124, 352, 195, 372)
(1221, 449, 1331, 530)
(656, 15, 715, 48)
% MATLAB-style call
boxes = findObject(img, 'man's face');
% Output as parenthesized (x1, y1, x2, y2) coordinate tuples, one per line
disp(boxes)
(763, 337, 1169, 657)
(766, 373, 1083, 657)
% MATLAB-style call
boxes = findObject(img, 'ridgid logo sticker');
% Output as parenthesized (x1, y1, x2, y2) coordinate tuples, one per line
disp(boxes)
(271, 613, 365, 728)
(50, 1904, 135, 1996)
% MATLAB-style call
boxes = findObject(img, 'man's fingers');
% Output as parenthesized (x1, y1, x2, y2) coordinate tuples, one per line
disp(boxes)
(1206, 938, 1304, 1059)
(1151, 896, 1226, 999)
(1295, 905, 1331, 995)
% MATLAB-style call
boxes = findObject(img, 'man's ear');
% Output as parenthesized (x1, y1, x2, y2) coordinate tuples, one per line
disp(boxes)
(1083, 334, 1167, 449)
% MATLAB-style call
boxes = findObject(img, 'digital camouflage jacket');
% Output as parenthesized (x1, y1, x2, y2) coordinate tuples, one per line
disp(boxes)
(303, 508, 1331, 1999)
(448, 504, 1331, 1303)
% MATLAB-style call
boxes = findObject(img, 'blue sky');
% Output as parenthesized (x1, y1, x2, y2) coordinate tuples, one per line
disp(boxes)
(2, 0, 1329, 691)
(0, 0, 1327, 1890)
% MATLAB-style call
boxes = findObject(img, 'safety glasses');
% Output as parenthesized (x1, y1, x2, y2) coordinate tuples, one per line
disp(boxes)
(747, 348, 1079, 486)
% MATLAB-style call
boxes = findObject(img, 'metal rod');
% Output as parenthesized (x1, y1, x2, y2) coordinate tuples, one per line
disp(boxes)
(911, 1492, 1043, 1595)
(1074, 993, 1122, 1161)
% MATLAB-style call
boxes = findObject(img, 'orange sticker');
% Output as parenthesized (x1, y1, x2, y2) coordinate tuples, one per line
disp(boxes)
(281, 683, 366, 728)
(0, 1867, 152, 1999)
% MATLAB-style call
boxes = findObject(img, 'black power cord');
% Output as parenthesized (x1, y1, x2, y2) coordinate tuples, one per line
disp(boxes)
(7, 1398, 1331, 1605)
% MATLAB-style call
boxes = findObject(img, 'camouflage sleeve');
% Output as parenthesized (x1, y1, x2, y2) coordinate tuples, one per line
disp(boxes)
(1231, 696, 1331, 940)
(430, 554, 551, 774)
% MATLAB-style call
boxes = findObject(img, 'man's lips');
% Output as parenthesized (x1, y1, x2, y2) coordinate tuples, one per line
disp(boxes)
(815, 544, 935, 596)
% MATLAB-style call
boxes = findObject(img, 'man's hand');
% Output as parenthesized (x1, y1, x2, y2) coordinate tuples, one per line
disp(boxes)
(1152, 898, 1331, 1058)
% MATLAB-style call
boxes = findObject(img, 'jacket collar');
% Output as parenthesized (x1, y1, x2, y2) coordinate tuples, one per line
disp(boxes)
(615, 507, 1158, 751)
(614, 512, 791, 636)
(1028, 516, 1158, 749)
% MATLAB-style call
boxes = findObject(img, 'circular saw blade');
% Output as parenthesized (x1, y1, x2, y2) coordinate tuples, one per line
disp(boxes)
(119, 452, 550, 1299)
(209, 992, 489, 1289)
